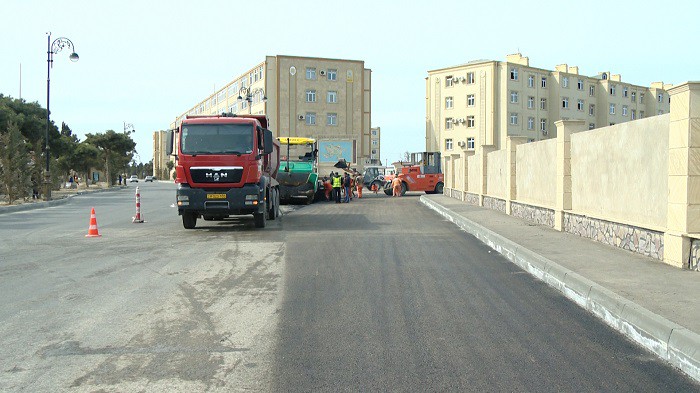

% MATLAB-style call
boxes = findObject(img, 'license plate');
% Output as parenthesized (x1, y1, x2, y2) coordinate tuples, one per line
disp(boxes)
(207, 193, 227, 199)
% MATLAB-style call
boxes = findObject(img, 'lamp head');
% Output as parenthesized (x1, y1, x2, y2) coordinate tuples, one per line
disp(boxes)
(69, 52, 79, 62)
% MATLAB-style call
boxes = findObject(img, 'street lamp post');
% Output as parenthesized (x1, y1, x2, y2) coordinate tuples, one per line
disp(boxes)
(45, 32, 78, 201)
(237, 87, 266, 114)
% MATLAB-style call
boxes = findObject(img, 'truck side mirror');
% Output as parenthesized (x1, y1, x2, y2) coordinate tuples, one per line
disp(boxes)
(165, 129, 174, 156)
(263, 130, 274, 155)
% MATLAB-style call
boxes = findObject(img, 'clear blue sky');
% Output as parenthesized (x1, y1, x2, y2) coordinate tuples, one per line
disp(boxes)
(2, 0, 698, 164)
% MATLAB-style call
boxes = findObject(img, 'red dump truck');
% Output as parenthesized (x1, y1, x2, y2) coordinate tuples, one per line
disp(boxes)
(166, 114, 280, 228)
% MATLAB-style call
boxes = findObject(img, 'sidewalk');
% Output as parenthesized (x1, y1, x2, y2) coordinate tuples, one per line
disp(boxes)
(421, 194, 700, 382)
(0, 183, 124, 215)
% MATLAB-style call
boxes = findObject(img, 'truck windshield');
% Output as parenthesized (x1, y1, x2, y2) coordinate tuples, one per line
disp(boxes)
(280, 144, 315, 162)
(181, 124, 254, 155)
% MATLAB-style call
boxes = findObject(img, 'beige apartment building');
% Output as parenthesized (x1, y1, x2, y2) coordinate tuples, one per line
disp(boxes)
(154, 55, 374, 176)
(426, 53, 672, 155)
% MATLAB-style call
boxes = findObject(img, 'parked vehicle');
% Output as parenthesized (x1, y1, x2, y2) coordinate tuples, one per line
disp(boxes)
(362, 165, 396, 191)
(383, 152, 444, 196)
(166, 113, 280, 229)
(276, 137, 319, 205)
(144, 176, 154, 182)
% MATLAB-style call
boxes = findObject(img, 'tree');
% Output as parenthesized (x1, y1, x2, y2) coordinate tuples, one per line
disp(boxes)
(84, 130, 136, 186)
(72, 142, 100, 188)
(0, 121, 31, 203)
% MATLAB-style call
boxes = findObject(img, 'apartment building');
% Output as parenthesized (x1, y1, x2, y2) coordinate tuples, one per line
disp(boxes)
(155, 55, 373, 176)
(426, 53, 671, 154)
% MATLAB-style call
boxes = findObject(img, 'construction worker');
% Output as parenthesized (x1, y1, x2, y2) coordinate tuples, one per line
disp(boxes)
(332, 173, 342, 203)
(355, 173, 364, 198)
(323, 177, 333, 201)
(392, 176, 402, 197)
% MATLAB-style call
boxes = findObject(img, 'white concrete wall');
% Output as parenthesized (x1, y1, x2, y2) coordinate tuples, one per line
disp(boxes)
(570, 114, 670, 229)
(515, 139, 557, 208)
(486, 149, 508, 199)
(467, 154, 480, 193)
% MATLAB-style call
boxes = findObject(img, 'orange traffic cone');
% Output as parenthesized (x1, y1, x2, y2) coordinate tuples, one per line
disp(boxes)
(85, 207, 102, 237)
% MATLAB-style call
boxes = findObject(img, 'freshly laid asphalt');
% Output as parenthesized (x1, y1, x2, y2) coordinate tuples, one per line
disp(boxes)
(421, 194, 700, 383)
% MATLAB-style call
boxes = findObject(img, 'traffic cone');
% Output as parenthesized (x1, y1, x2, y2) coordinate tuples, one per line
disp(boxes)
(85, 207, 102, 237)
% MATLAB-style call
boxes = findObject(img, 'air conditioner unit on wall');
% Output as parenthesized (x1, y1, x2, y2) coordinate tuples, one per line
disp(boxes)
(298, 115, 305, 120)
(542, 129, 548, 136)
(457, 141, 466, 147)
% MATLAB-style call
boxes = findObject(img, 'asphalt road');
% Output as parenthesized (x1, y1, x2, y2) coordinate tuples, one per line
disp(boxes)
(0, 183, 697, 392)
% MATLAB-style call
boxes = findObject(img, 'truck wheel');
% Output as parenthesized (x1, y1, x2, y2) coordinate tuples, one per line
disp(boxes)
(434, 182, 444, 194)
(401, 182, 407, 196)
(182, 212, 197, 229)
(254, 200, 267, 228)
(269, 189, 279, 220)
(383, 182, 393, 196)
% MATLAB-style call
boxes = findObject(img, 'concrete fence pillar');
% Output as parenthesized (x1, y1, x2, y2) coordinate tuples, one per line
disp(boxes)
(554, 119, 587, 231)
(665, 82, 700, 268)
(505, 136, 528, 215)
(463, 149, 475, 198)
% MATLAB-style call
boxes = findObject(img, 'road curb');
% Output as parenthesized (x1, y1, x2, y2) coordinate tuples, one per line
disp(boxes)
(420, 195, 700, 382)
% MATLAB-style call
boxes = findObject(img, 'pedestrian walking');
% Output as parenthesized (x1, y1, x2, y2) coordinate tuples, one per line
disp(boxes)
(118, 174, 122, 185)
(323, 177, 332, 201)
(343, 173, 351, 203)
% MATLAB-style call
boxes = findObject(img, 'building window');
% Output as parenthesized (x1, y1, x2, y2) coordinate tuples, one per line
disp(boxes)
(578, 79, 584, 90)
(467, 137, 475, 149)
(540, 118, 547, 132)
(589, 85, 595, 96)
(631, 92, 636, 102)
(622, 105, 628, 116)
(306, 90, 317, 102)
(640, 110, 645, 118)
(609, 103, 616, 115)
(306, 67, 316, 80)
(658, 93, 664, 103)
(527, 117, 534, 130)
(510, 91, 519, 104)
(371, 129, 378, 136)
(327, 113, 337, 126)
(640, 93, 645, 103)
(562, 97, 569, 109)
(528, 96, 534, 109)
(610, 84, 616, 95)
(632, 109, 637, 120)
(540, 98, 547, 110)
(445, 96, 454, 109)
(305, 112, 316, 125)
(589, 123, 595, 130)
(467, 115, 475, 128)
(528, 75, 535, 88)
(510, 67, 518, 80)
(327, 69, 337, 81)
(467, 72, 475, 84)
(445, 138, 453, 150)
(541, 77, 547, 88)
(577, 99, 584, 111)
(589, 104, 595, 116)
(445, 118, 454, 129)
(467, 94, 475, 107)
(562, 77, 569, 88)
(372, 140, 378, 146)
(327, 91, 338, 103)
(510, 112, 518, 125)
(623, 87, 628, 97)
(446, 77, 453, 87)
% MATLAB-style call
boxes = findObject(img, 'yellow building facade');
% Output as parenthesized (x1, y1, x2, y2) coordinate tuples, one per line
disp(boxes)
(155, 55, 373, 176)
(426, 53, 672, 155)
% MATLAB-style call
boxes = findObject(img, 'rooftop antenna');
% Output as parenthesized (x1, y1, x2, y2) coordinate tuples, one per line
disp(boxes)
(19, 63, 22, 99)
